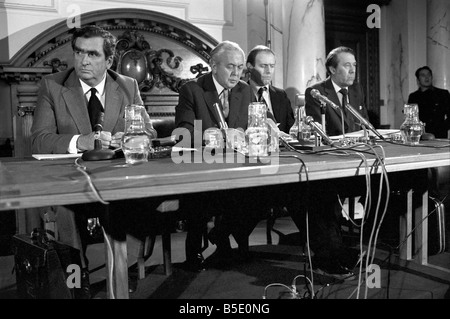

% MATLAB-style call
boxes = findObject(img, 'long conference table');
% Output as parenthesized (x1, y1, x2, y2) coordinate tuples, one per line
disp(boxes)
(1, 140, 449, 299)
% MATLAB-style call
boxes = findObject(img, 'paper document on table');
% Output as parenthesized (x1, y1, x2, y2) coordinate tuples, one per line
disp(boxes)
(32, 153, 82, 160)
(330, 129, 400, 140)
(171, 147, 199, 152)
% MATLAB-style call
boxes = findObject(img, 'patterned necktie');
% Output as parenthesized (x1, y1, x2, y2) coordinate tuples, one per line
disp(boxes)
(88, 87, 103, 131)
(220, 89, 230, 119)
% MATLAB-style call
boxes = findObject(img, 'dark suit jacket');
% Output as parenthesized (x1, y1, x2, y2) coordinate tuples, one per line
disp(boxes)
(175, 72, 251, 142)
(408, 86, 450, 138)
(31, 68, 144, 154)
(305, 77, 369, 136)
(250, 85, 295, 134)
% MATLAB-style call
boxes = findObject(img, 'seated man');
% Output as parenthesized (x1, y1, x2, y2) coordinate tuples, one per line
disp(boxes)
(31, 25, 157, 298)
(175, 40, 251, 271)
(212, 44, 296, 259)
(303, 46, 371, 277)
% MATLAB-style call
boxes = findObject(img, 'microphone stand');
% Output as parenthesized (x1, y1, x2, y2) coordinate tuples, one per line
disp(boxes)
(340, 107, 346, 140)
(320, 102, 326, 134)
(81, 125, 116, 161)
(345, 103, 384, 140)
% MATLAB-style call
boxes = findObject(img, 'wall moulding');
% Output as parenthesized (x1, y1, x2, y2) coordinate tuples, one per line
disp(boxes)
(1, 0, 58, 12)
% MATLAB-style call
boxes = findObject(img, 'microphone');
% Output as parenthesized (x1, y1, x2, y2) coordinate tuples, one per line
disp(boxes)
(81, 112, 116, 161)
(345, 103, 384, 139)
(310, 89, 340, 110)
(92, 112, 104, 133)
(213, 103, 229, 129)
(305, 116, 334, 146)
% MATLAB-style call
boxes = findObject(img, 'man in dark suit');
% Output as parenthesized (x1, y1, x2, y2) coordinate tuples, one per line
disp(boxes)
(212, 45, 296, 260)
(31, 25, 157, 298)
(408, 66, 450, 139)
(175, 41, 250, 142)
(175, 41, 252, 271)
(299, 46, 370, 279)
(246, 45, 295, 134)
(305, 46, 369, 136)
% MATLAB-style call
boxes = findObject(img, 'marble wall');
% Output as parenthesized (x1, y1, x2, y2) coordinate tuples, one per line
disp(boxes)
(379, 0, 449, 129)
(281, 0, 326, 106)
(427, 0, 450, 90)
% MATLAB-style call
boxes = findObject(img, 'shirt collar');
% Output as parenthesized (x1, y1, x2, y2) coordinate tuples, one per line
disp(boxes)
(212, 74, 227, 95)
(331, 79, 347, 95)
(80, 73, 107, 96)
(249, 79, 269, 95)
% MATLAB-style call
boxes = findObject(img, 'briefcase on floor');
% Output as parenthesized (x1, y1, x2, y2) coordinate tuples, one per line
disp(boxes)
(12, 230, 80, 299)
(428, 196, 446, 256)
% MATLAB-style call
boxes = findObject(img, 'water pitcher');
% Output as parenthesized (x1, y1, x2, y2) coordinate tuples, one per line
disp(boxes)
(121, 104, 151, 164)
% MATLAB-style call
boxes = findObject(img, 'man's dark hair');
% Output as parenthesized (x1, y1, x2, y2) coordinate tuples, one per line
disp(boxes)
(325, 46, 355, 74)
(71, 25, 117, 59)
(415, 66, 433, 79)
(246, 45, 275, 66)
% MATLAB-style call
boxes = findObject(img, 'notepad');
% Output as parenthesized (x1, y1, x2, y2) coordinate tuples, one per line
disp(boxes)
(330, 129, 400, 140)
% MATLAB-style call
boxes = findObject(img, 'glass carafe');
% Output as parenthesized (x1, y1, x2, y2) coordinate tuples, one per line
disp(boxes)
(298, 106, 312, 141)
(289, 107, 300, 141)
(246, 102, 268, 157)
(121, 104, 151, 164)
(400, 103, 424, 145)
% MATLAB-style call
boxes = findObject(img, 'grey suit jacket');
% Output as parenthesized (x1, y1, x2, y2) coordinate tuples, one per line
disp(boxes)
(175, 72, 251, 142)
(305, 77, 369, 136)
(31, 68, 144, 154)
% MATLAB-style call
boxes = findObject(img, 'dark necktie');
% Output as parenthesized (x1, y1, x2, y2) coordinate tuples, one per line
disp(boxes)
(340, 88, 356, 131)
(339, 88, 348, 112)
(257, 86, 267, 103)
(258, 86, 275, 120)
(88, 87, 103, 131)
(220, 89, 230, 119)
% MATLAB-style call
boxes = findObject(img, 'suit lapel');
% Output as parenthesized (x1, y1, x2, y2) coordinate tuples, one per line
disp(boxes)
(324, 78, 349, 128)
(269, 86, 281, 121)
(62, 71, 92, 134)
(202, 73, 222, 126)
(228, 83, 245, 128)
(104, 73, 123, 132)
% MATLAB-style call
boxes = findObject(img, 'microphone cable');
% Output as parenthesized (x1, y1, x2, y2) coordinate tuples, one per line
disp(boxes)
(275, 152, 316, 299)
(73, 157, 116, 298)
(74, 157, 110, 205)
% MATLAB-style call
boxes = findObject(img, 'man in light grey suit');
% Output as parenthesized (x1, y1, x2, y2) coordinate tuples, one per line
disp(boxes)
(31, 29, 156, 154)
(31, 25, 157, 298)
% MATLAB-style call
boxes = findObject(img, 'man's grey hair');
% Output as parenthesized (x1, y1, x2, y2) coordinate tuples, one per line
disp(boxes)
(209, 41, 245, 65)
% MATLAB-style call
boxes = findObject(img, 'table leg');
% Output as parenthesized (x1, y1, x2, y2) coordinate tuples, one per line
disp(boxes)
(414, 188, 428, 265)
(399, 189, 413, 260)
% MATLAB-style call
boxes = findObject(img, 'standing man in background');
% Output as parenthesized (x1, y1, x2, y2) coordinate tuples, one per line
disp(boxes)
(408, 66, 450, 139)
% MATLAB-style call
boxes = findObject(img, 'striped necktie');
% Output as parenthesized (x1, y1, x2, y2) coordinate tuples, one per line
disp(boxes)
(220, 89, 230, 118)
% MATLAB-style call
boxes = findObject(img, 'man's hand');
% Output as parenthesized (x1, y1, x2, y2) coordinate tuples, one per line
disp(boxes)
(111, 132, 124, 149)
(76, 131, 113, 151)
